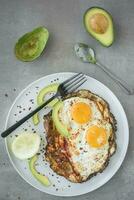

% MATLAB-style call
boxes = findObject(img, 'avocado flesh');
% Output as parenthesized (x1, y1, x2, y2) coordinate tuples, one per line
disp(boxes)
(32, 113, 40, 126)
(15, 26, 49, 61)
(29, 155, 51, 186)
(52, 101, 71, 138)
(84, 7, 114, 47)
(32, 83, 59, 125)
(37, 83, 59, 106)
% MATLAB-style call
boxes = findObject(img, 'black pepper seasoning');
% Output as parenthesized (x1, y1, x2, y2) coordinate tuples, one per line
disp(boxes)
(5, 93, 8, 97)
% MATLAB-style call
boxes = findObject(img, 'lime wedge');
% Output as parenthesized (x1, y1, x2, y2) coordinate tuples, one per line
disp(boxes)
(11, 133, 40, 160)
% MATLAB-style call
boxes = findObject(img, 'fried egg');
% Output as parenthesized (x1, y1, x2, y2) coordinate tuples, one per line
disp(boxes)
(58, 96, 113, 180)
(59, 97, 103, 136)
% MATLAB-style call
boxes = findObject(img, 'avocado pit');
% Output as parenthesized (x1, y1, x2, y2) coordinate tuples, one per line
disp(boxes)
(89, 13, 109, 34)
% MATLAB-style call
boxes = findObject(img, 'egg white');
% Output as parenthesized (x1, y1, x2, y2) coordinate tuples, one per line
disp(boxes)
(58, 97, 103, 136)
(69, 121, 112, 178)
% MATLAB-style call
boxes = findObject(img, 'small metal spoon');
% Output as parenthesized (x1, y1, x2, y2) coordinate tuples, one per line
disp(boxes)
(74, 43, 134, 95)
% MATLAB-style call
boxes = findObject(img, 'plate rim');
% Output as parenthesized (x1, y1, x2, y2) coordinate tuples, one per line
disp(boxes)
(5, 72, 129, 196)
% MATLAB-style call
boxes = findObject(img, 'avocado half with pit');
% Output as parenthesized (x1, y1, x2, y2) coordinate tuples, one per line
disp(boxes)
(84, 7, 114, 47)
(15, 26, 49, 61)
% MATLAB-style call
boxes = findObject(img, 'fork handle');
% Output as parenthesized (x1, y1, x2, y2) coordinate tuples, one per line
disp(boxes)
(1, 95, 57, 138)
(96, 62, 134, 95)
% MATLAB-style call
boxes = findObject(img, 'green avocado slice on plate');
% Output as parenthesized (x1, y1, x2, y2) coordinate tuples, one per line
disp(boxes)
(52, 101, 71, 138)
(32, 83, 59, 126)
(29, 155, 51, 186)
(15, 26, 49, 61)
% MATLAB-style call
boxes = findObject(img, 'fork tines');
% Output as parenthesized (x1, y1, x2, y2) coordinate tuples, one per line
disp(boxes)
(62, 73, 87, 94)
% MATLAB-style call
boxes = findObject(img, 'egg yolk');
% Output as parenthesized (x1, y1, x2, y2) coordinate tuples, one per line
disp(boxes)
(71, 102, 92, 124)
(86, 126, 107, 148)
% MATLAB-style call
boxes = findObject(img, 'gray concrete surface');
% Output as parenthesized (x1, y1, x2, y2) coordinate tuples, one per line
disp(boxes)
(0, 0, 134, 199)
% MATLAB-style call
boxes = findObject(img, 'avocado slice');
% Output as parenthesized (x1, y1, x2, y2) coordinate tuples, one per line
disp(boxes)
(84, 7, 114, 47)
(15, 26, 49, 61)
(52, 101, 71, 138)
(32, 83, 59, 125)
(29, 155, 51, 186)
(32, 113, 40, 126)
(37, 83, 59, 106)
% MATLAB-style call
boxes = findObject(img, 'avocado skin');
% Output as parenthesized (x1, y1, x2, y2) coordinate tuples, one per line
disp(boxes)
(83, 7, 115, 47)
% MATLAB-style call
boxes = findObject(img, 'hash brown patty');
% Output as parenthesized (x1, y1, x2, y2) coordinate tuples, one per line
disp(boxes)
(44, 90, 117, 183)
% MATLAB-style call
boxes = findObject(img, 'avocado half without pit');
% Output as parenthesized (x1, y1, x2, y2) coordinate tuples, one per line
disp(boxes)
(15, 26, 49, 61)
(84, 7, 114, 47)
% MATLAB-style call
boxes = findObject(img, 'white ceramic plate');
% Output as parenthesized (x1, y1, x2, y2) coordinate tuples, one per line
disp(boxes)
(5, 72, 129, 196)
